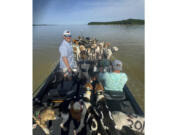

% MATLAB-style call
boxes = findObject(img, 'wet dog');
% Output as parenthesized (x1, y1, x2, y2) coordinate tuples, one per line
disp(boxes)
(33, 107, 58, 135)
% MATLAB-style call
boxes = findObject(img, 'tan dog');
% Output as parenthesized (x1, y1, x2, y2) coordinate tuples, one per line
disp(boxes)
(79, 45, 86, 52)
(73, 46, 77, 53)
(91, 43, 97, 49)
(73, 45, 81, 60)
(33, 107, 57, 135)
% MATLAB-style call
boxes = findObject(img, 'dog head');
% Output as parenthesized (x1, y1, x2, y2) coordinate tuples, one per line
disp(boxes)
(79, 45, 86, 51)
(73, 46, 77, 53)
(104, 42, 110, 49)
(72, 39, 77, 43)
(75, 41, 79, 45)
(94, 82, 105, 103)
(112, 46, 119, 52)
(94, 82, 104, 93)
(83, 82, 93, 100)
(37, 107, 57, 122)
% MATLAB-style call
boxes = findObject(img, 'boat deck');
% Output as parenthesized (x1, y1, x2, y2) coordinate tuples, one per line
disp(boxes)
(33, 118, 143, 135)
(33, 60, 144, 135)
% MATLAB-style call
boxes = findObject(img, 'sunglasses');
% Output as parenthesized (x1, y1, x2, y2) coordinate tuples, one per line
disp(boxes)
(64, 35, 72, 37)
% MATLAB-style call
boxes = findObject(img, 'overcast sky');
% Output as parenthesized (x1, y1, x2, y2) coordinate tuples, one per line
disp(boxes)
(33, 0, 144, 24)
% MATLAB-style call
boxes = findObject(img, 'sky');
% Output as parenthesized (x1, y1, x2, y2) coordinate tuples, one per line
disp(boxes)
(33, 0, 144, 24)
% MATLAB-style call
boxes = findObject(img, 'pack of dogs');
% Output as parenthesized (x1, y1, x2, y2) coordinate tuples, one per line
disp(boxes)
(33, 81, 144, 135)
(72, 37, 119, 61)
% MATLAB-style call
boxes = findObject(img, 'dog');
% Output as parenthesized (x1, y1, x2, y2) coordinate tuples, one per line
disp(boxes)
(60, 100, 86, 135)
(73, 45, 81, 61)
(79, 45, 86, 52)
(94, 82, 119, 135)
(74, 82, 94, 134)
(112, 46, 119, 52)
(112, 111, 145, 134)
(59, 82, 94, 135)
(33, 106, 58, 135)
(104, 42, 110, 49)
(71, 82, 108, 135)
(87, 47, 93, 60)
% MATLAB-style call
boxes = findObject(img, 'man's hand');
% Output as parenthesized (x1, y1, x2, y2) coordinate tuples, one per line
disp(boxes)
(68, 67, 72, 73)
(62, 56, 71, 72)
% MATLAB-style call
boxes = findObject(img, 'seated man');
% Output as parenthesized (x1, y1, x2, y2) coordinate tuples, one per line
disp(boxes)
(98, 59, 128, 92)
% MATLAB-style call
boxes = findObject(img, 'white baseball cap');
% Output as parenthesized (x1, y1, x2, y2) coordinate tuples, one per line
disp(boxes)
(63, 30, 71, 36)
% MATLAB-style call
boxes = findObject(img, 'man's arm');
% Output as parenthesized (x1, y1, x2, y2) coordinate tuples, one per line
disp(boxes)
(119, 73, 128, 86)
(59, 44, 72, 72)
(62, 56, 71, 72)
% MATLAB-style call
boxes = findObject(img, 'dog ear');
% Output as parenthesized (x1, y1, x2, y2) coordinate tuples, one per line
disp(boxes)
(95, 82, 104, 93)
(85, 82, 93, 91)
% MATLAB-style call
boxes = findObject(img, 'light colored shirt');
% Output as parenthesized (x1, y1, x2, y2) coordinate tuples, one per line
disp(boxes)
(98, 72, 128, 92)
(59, 40, 76, 69)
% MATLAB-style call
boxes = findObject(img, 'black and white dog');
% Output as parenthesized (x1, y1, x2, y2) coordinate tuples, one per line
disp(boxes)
(58, 82, 96, 135)
(94, 82, 120, 135)
(75, 82, 109, 135)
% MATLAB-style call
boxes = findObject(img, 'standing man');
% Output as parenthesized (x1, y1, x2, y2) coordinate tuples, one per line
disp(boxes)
(59, 30, 76, 76)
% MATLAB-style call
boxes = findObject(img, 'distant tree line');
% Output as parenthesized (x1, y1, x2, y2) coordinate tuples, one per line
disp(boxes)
(88, 19, 144, 25)
(33, 24, 57, 26)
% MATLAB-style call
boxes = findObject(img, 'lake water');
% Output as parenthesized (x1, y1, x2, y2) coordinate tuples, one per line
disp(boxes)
(33, 24, 144, 111)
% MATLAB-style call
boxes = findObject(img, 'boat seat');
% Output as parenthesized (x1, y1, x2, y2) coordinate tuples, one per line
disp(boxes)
(47, 80, 78, 100)
(104, 90, 126, 101)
